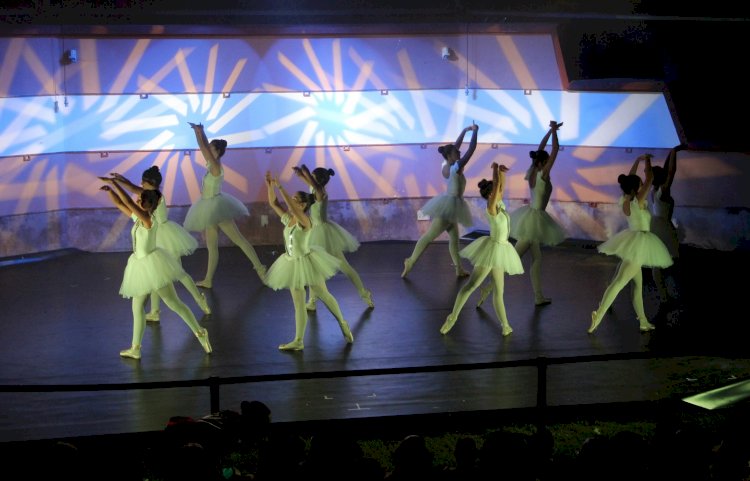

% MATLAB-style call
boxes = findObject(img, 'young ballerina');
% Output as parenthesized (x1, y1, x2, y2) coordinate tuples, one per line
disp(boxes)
(106, 167, 211, 321)
(263, 171, 354, 351)
(588, 154, 674, 334)
(650, 144, 684, 304)
(477, 121, 566, 307)
(401, 123, 479, 279)
(292, 164, 374, 311)
(183, 122, 266, 288)
(440, 163, 524, 336)
(99, 177, 212, 359)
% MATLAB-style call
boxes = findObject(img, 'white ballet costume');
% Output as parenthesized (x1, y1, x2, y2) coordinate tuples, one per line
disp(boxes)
(305, 191, 373, 309)
(265, 213, 352, 350)
(591, 196, 673, 332)
(442, 200, 523, 335)
(119, 215, 210, 358)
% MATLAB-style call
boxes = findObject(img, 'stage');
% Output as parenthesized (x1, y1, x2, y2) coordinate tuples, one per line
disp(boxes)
(0, 239, 747, 443)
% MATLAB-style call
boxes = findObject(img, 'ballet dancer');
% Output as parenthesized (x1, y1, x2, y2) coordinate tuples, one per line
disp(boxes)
(477, 120, 566, 308)
(263, 171, 354, 351)
(99, 177, 212, 359)
(401, 123, 479, 279)
(106, 167, 211, 321)
(440, 162, 524, 336)
(292, 164, 374, 310)
(650, 144, 684, 304)
(183, 122, 266, 288)
(588, 154, 674, 334)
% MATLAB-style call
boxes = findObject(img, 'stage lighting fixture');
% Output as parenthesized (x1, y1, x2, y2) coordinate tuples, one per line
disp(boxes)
(343, 146, 350, 151)
(420, 144, 427, 149)
(22, 155, 31, 162)
(380, 89, 389, 95)
(524, 89, 532, 95)
(683, 378, 750, 410)
(222, 92, 230, 98)
(265, 148, 272, 154)
(100, 152, 109, 158)
(441, 47, 451, 60)
(491, 144, 498, 149)
(303, 91, 311, 97)
(184, 151, 191, 157)
(139, 94, 148, 99)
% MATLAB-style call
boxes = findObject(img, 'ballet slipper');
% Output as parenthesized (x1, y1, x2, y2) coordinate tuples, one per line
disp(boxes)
(638, 319, 656, 332)
(501, 324, 513, 337)
(401, 258, 413, 278)
(196, 279, 212, 289)
(305, 298, 317, 311)
(534, 296, 552, 306)
(279, 339, 304, 351)
(195, 328, 212, 354)
(588, 310, 602, 334)
(476, 284, 492, 308)
(440, 313, 458, 335)
(360, 289, 375, 309)
(338, 320, 354, 343)
(197, 292, 211, 316)
(145, 309, 160, 322)
(255, 264, 267, 281)
(120, 345, 141, 359)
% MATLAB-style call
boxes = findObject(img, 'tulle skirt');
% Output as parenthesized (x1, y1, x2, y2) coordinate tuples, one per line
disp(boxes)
(459, 237, 524, 274)
(119, 248, 185, 298)
(183, 193, 249, 232)
(510, 206, 566, 245)
(420, 194, 473, 226)
(650, 216, 679, 259)
(597, 230, 674, 268)
(308, 221, 360, 255)
(156, 220, 199, 257)
(264, 247, 342, 290)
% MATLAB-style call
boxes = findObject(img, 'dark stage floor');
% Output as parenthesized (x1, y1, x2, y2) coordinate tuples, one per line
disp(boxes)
(0, 239, 746, 443)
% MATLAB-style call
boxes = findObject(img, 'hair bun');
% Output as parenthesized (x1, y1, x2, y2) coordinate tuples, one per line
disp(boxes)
(529, 150, 537, 159)
(327, 168, 335, 177)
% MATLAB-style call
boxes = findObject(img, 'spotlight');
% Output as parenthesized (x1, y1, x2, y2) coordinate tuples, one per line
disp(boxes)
(303, 91, 311, 97)
(342, 146, 350, 151)
(380, 89, 389, 95)
(491, 144, 498, 149)
(22, 155, 31, 162)
(184, 151, 191, 157)
(441, 47, 451, 60)
(139, 93, 148, 99)
(265, 148, 272, 154)
(222, 92, 230, 98)
(523, 89, 532, 95)
(100, 152, 109, 158)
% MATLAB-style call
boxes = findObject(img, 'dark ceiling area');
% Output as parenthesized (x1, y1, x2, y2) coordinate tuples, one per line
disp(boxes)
(1, 0, 748, 152)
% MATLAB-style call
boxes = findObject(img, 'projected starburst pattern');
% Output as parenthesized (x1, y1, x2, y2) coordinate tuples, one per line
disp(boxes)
(0, 34, 681, 219)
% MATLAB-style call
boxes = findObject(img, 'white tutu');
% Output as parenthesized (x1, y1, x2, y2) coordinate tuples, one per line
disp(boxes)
(598, 230, 674, 268)
(460, 237, 524, 274)
(264, 246, 341, 291)
(510, 206, 566, 245)
(119, 248, 185, 298)
(308, 221, 360, 255)
(156, 220, 199, 257)
(421, 194, 473, 226)
(183, 193, 249, 232)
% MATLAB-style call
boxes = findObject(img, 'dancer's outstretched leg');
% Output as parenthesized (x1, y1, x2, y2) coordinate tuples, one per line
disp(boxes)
(121, 295, 148, 359)
(279, 288, 307, 351)
(179, 272, 211, 315)
(489, 268, 512, 336)
(198, 225, 220, 288)
(219, 220, 266, 280)
(447, 224, 468, 277)
(337, 253, 374, 308)
(311, 283, 353, 343)
(441, 267, 489, 334)
(589, 260, 640, 333)
(402, 218, 448, 278)
(157, 284, 211, 353)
